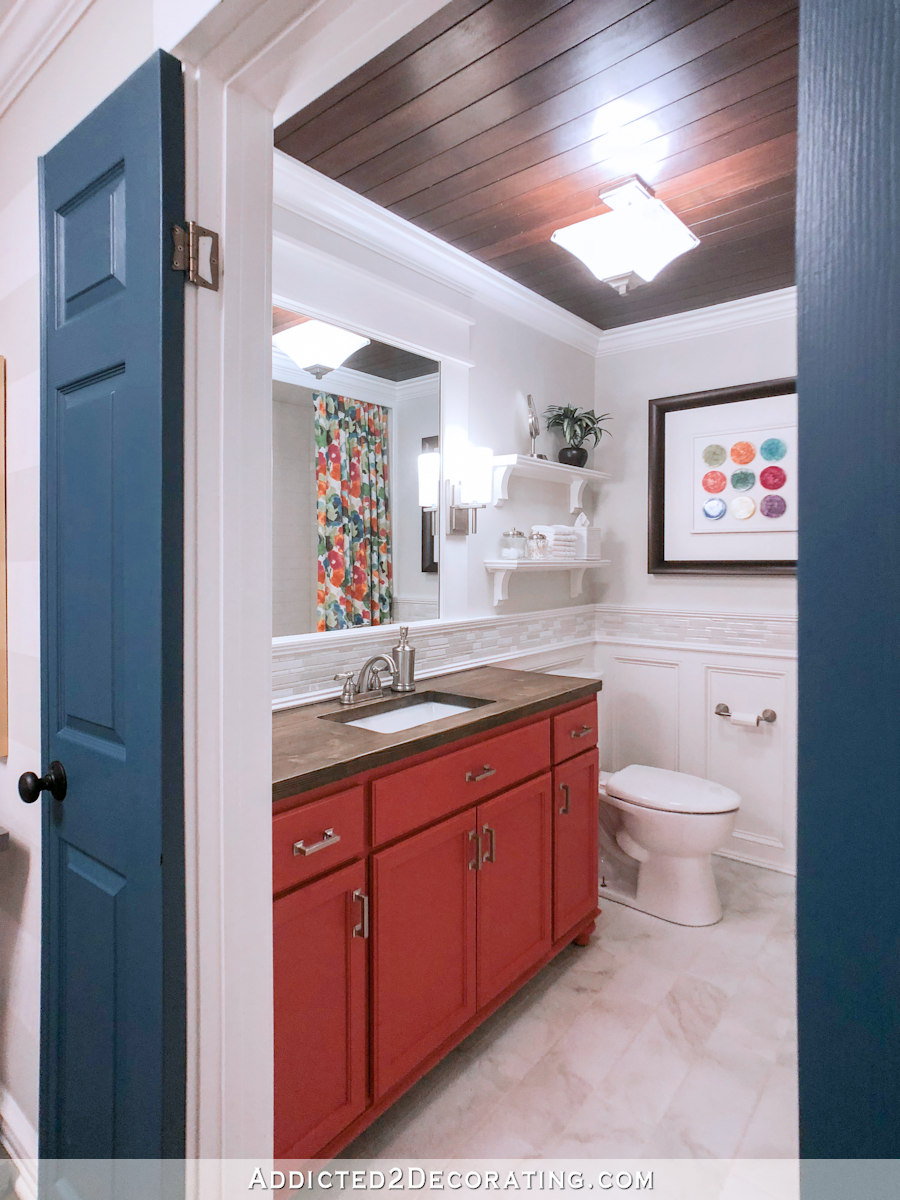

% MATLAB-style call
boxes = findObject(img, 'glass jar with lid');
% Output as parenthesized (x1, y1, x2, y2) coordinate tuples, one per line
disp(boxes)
(499, 528, 527, 559)
(526, 530, 549, 560)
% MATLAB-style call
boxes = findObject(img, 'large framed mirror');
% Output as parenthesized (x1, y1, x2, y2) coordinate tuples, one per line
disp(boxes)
(272, 306, 441, 636)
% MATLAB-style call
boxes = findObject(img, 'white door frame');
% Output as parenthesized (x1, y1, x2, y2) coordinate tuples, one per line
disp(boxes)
(161, 0, 453, 1173)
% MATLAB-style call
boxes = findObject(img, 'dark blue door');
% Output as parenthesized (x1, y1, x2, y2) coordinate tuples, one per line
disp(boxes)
(36, 50, 185, 1161)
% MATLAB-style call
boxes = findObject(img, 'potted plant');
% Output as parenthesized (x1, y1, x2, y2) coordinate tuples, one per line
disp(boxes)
(543, 405, 612, 467)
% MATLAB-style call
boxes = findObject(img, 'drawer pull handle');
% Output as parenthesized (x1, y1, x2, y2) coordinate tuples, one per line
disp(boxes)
(293, 828, 341, 857)
(559, 782, 571, 815)
(468, 828, 482, 871)
(482, 824, 496, 864)
(570, 725, 593, 739)
(352, 889, 369, 939)
(465, 765, 496, 783)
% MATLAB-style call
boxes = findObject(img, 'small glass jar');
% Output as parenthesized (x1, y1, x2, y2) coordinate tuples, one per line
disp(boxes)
(499, 528, 527, 559)
(526, 530, 550, 560)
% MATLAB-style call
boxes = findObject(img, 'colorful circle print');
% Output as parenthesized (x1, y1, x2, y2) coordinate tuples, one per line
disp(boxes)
(730, 441, 756, 465)
(760, 465, 787, 489)
(731, 470, 755, 491)
(730, 495, 757, 520)
(702, 497, 727, 520)
(702, 443, 727, 467)
(701, 470, 727, 494)
(761, 437, 787, 462)
(761, 494, 787, 519)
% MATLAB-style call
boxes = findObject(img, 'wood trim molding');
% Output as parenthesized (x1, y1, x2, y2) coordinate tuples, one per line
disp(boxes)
(0, 0, 94, 119)
(596, 287, 797, 357)
(273, 151, 605, 358)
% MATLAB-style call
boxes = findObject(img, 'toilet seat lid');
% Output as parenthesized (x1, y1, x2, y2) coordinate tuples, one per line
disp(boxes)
(606, 765, 740, 815)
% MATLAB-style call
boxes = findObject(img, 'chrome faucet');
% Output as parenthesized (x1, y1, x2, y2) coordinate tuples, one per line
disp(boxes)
(357, 654, 398, 696)
(333, 628, 417, 705)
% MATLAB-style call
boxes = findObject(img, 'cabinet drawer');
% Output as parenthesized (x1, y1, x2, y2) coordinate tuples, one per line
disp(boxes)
(552, 699, 598, 763)
(273, 785, 366, 894)
(373, 719, 551, 845)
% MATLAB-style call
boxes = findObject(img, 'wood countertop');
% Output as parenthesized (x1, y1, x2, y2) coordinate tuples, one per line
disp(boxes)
(273, 665, 601, 801)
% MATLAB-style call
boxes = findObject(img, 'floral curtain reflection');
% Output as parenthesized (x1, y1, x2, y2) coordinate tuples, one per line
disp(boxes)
(314, 391, 392, 631)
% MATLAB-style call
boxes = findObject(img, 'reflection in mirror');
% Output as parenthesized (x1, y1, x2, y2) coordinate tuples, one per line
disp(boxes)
(272, 306, 440, 636)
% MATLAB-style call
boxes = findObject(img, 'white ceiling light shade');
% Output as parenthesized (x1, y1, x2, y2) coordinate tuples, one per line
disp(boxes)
(273, 319, 370, 374)
(550, 177, 699, 295)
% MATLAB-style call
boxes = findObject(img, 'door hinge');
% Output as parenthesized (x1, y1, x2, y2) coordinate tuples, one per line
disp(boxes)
(172, 221, 220, 291)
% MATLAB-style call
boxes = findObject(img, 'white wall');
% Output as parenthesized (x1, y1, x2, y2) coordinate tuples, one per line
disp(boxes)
(272, 382, 316, 636)
(0, 0, 156, 1165)
(595, 296, 798, 615)
(590, 293, 799, 872)
(390, 377, 440, 622)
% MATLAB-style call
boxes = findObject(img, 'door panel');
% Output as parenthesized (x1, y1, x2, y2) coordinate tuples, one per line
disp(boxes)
(274, 862, 368, 1158)
(553, 749, 599, 939)
(476, 774, 552, 1007)
(39, 50, 185, 1161)
(373, 810, 477, 1097)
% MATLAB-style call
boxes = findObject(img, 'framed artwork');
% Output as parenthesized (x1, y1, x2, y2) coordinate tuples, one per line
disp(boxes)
(420, 434, 438, 574)
(0, 357, 6, 755)
(648, 378, 797, 575)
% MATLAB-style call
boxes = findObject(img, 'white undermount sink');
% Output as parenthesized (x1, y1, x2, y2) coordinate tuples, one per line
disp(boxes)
(320, 690, 493, 734)
(344, 699, 475, 733)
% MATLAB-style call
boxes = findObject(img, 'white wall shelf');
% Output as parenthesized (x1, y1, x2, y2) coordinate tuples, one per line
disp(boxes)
(491, 454, 611, 513)
(484, 558, 611, 605)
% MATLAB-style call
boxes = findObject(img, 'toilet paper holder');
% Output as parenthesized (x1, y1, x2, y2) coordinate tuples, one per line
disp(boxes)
(715, 703, 777, 725)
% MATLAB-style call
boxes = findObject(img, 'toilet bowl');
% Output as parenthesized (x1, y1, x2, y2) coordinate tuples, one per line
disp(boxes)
(599, 764, 740, 927)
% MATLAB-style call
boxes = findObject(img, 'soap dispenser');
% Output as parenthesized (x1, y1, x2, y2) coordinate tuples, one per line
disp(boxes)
(392, 626, 416, 692)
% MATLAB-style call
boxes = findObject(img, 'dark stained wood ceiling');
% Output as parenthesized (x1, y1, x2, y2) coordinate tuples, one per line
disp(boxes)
(275, 0, 797, 330)
(273, 306, 438, 381)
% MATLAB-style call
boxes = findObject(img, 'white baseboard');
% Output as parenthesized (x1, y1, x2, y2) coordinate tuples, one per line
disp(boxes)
(0, 1088, 37, 1200)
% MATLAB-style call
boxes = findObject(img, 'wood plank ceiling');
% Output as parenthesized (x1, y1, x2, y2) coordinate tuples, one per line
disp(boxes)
(275, 0, 797, 330)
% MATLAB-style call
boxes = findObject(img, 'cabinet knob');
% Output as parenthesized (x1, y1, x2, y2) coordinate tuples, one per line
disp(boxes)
(558, 782, 571, 815)
(292, 828, 341, 856)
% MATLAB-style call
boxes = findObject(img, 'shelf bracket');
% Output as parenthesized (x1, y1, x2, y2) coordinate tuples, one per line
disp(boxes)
(569, 567, 587, 598)
(490, 566, 512, 605)
(568, 476, 587, 513)
(491, 463, 513, 506)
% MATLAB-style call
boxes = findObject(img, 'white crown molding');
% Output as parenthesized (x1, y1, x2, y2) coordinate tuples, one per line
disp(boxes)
(595, 287, 798, 357)
(0, 0, 94, 119)
(272, 347, 439, 410)
(273, 151, 605, 358)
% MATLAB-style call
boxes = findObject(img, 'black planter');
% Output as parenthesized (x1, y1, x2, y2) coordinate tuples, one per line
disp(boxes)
(558, 445, 588, 468)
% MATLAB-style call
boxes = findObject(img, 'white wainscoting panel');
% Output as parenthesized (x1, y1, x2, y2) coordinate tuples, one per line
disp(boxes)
(706, 664, 796, 872)
(609, 656, 680, 773)
(593, 631, 796, 875)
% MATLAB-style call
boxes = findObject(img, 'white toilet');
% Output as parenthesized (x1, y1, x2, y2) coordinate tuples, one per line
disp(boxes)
(598, 765, 741, 927)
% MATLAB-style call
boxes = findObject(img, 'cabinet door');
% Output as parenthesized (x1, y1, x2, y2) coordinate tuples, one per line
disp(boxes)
(553, 749, 599, 940)
(274, 861, 368, 1158)
(373, 810, 477, 1098)
(476, 774, 552, 1008)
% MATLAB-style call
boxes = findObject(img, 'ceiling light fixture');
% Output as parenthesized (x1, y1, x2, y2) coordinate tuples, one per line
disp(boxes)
(550, 176, 699, 296)
(273, 319, 370, 377)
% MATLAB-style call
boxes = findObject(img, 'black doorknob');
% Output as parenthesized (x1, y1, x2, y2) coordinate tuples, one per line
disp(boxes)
(18, 761, 67, 804)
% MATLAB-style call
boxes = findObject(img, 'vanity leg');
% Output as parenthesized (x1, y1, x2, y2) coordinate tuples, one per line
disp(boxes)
(573, 921, 595, 947)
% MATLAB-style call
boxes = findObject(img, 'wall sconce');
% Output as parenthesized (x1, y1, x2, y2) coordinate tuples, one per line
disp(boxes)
(417, 448, 441, 511)
(448, 445, 493, 535)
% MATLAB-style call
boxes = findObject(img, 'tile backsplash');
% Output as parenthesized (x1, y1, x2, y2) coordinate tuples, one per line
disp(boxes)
(273, 604, 797, 709)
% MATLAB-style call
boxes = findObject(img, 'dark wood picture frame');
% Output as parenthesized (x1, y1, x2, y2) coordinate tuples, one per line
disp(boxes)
(648, 377, 797, 576)
(421, 434, 438, 574)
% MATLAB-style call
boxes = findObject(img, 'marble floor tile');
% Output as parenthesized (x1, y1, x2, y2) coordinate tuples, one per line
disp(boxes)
(343, 857, 799, 1161)
(737, 1066, 801, 1158)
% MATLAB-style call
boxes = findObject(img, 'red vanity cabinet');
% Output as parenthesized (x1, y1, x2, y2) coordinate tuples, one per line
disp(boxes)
(273, 860, 369, 1159)
(475, 773, 553, 1008)
(273, 686, 600, 1159)
(552, 748, 599, 940)
(372, 809, 477, 1097)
